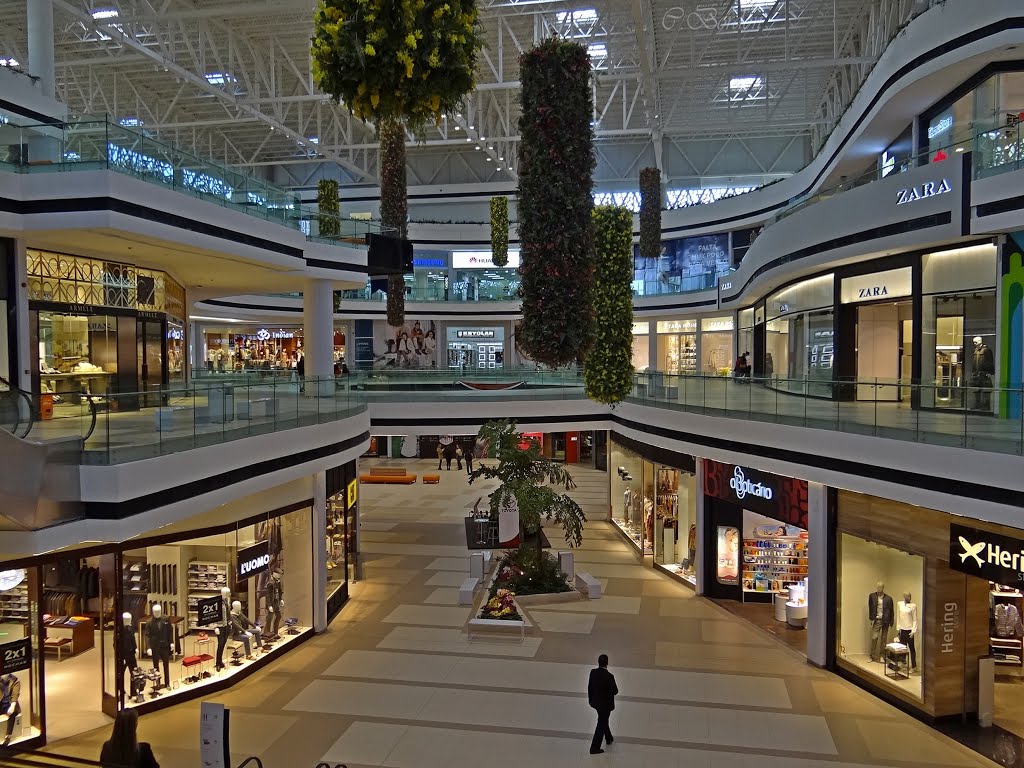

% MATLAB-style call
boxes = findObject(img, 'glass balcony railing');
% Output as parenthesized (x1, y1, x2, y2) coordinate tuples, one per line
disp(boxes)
(0, 116, 393, 247)
(631, 372, 1024, 456)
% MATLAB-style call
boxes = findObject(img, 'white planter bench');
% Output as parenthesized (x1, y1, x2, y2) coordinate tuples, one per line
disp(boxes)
(467, 617, 525, 643)
(154, 407, 181, 430)
(575, 572, 602, 599)
(237, 398, 279, 419)
(458, 577, 479, 605)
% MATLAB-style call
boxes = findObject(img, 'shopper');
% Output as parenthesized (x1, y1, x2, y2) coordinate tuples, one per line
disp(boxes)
(588, 654, 618, 754)
(455, 446, 464, 470)
(436, 444, 444, 471)
(444, 444, 454, 471)
(465, 450, 474, 476)
(100, 710, 159, 768)
(296, 354, 305, 393)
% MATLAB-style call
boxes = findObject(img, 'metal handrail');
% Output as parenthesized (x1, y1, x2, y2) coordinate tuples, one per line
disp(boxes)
(0, 377, 36, 439)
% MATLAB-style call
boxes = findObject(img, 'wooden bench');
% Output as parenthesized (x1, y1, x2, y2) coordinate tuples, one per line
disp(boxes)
(458, 577, 479, 605)
(358, 467, 417, 484)
(44, 637, 72, 660)
(423, 474, 440, 484)
(575, 572, 602, 599)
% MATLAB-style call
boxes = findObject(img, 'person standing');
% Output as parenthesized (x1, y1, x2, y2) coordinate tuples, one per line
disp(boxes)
(465, 449, 474, 476)
(444, 444, 454, 471)
(455, 446, 464, 470)
(436, 443, 444, 471)
(296, 353, 305, 393)
(588, 654, 618, 754)
(100, 709, 160, 768)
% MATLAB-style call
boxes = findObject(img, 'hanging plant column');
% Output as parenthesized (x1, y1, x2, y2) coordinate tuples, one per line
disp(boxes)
(379, 120, 408, 326)
(516, 38, 596, 367)
(312, 0, 483, 327)
(584, 205, 634, 405)
(639, 167, 661, 259)
(490, 196, 509, 268)
(317, 179, 340, 238)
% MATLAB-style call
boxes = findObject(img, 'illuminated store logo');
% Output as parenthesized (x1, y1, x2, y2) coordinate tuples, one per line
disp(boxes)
(957, 535, 986, 567)
(950, 523, 1024, 584)
(858, 286, 888, 298)
(240, 554, 270, 575)
(255, 328, 295, 341)
(895, 178, 952, 206)
(729, 466, 773, 501)
(236, 540, 271, 581)
(456, 330, 495, 339)
(927, 115, 953, 140)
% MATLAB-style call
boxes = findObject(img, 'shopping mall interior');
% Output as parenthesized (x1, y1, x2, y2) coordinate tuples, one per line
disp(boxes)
(4, 1, 1024, 767)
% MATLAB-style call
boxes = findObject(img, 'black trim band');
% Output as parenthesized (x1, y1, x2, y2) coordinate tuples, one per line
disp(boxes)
(976, 193, 1024, 219)
(82, 430, 369, 519)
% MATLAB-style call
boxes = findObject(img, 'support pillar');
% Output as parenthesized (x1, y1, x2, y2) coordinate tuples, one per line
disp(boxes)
(806, 481, 829, 667)
(694, 458, 706, 596)
(302, 279, 334, 397)
(312, 471, 328, 632)
(27, 0, 59, 163)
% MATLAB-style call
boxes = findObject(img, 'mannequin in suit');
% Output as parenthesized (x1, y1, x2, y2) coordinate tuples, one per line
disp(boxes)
(868, 582, 894, 663)
(266, 571, 284, 639)
(972, 336, 995, 411)
(118, 612, 139, 694)
(214, 586, 232, 670)
(145, 604, 172, 689)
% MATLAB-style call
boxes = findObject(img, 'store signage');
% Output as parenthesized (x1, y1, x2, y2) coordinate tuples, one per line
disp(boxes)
(729, 466, 773, 501)
(0, 638, 31, 674)
(196, 595, 223, 627)
(255, 329, 295, 341)
(895, 178, 952, 206)
(840, 268, 912, 304)
(941, 601, 960, 655)
(167, 328, 184, 341)
(451, 250, 521, 270)
(413, 258, 446, 268)
(949, 523, 1024, 584)
(236, 540, 270, 581)
(138, 310, 163, 320)
(927, 115, 953, 140)
(456, 329, 496, 339)
(347, 478, 358, 509)
(0, 570, 25, 591)
(719, 281, 733, 291)
(657, 320, 697, 334)
(631, 322, 649, 335)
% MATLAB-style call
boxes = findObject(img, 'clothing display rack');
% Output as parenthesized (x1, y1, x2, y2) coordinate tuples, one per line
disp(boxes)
(990, 585, 1024, 666)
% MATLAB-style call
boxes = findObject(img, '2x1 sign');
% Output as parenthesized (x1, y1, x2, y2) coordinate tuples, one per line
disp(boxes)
(950, 523, 1024, 584)
(196, 595, 224, 627)
(0, 638, 31, 674)
(236, 540, 270, 581)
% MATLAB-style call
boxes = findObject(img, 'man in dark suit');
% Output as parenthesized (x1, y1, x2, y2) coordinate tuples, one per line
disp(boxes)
(868, 582, 894, 662)
(588, 654, 618, 754)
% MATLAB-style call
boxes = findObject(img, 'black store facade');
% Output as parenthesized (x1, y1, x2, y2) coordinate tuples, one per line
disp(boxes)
(0, 461, 357, 749)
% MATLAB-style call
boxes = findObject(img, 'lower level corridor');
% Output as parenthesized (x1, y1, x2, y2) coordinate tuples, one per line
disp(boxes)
(43, 462, 994, 768)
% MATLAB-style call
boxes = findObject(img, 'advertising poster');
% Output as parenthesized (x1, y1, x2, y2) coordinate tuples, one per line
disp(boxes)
(716, 525, 739, 585)
(371, 319, 438, 369)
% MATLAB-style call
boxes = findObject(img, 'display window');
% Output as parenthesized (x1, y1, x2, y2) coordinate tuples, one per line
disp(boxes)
(836, 533, 924, 699)
(656, 320, 697, 375)
(700, 317, 734, 375)
(631, 322, 649, 372)
(764, 274, 835, 395)
(452, 269, 519, 301)
(326, 462, 358, 618)
(446, 327, 505, 369)
(0, 568, 43, 747)
(36, 312, 119, 407)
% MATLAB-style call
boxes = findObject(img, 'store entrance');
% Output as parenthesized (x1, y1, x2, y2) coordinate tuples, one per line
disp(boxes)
(855, 301, 913, 402)
(137, 319, 165, 407)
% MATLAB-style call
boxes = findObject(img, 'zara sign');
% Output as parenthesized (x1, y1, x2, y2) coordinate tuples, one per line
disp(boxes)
(840, 267, 912, 304)
(895, 178, 952, 206)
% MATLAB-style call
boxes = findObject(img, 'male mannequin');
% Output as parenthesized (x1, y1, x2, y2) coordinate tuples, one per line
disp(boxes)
(266, 571, 284, 639)
(867, 582, 894, 663)
(0, 672, 20, 746)
(896, 592, 918, 671)
(145, 603, 172, 689)
(230, 600, 263, 659)
(213, 586, 232, 670)
(972, 336, 995, 411)
(118, 612, 139, 693)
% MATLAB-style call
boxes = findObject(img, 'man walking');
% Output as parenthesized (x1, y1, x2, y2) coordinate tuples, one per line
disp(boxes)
(465, 449, 474, 476)
(436, 443, 444, 471)
(588, 654, 618, 754)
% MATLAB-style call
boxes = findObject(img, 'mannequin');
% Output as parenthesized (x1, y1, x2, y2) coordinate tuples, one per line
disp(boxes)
(972, 336, 995, 411)
(0, 671, 20, 746)
(146, 603, 172, 689)
(118, 612, 139, 693)
(213, 586, 232, 670)
(230, 600, 263, 659)
(896, 592, 918, 671)
(867, 582, 894, 663)
(266, 570, 284, 638)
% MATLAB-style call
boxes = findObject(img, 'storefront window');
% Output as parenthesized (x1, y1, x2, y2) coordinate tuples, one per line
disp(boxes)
(700, 317, 734, 375)
(0, 568, 42, 746)
(404, 270, 448, 301)
(37, 312, 119, 406)
(656, 320, 697, 375)
(765, 275, 835, 394)
(452, 269, 520, 301)
(737, 309, 754, 373)
(631, 322, 649, 371)
(920, 245, 997, 410)
(836, 533, 924, 700)
(610, 447, 652, 554)
(446, 327, 504, 369)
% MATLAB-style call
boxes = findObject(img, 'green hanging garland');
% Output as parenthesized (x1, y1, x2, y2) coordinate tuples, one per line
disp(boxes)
(317, 179, 340, 238)
(584, 205, 635, 405)
(639, 167, 660, 259)
(516, 38, 596, 367)
(379, 119, 408, 327)
(490, 196, 509, 268)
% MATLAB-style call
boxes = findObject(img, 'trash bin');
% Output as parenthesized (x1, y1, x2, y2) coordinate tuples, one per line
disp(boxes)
(207, 384, 235, 424)
(39, 393, 54, 420)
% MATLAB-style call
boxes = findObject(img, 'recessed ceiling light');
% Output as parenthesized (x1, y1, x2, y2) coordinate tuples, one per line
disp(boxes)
(486, 157, 492, 161)
(468, 124, 475, 129)
(955, 146, 965, 152)
(475, 145, 481, 150)
(466, 137, 471, 141)
(455, 125, 461, 131)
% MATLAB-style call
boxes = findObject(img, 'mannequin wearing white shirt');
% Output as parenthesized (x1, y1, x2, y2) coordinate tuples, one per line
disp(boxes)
(896, 592, 918, 670)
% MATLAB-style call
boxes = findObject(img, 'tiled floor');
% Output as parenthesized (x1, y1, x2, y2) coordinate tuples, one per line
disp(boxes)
(44, 460, 997, 768)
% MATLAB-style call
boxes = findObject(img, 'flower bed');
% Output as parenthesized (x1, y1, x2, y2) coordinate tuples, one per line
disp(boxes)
(478, 588, 522, 621)
(492, 548, 573, 597)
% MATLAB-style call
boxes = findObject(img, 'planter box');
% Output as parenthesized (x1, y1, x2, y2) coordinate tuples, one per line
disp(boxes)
(514, 589, 583, 606)
(468, 617, 526, 643)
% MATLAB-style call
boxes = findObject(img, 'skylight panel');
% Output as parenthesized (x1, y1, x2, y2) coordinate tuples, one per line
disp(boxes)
(91, 8, 119, 20)
(205, 72, 237, 86)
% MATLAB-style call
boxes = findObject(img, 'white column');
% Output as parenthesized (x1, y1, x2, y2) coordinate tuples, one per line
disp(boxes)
(312, 471, 328, 632)
(12, 240, 29, 392)
(694, 458, 706, 595)
(303, 278, 334, 397)
(806, 481, 829, 667)
(28, 0, 55, 99)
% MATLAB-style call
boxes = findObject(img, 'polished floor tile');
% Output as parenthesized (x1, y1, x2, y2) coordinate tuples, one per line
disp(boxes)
(381, 605, 472, 627)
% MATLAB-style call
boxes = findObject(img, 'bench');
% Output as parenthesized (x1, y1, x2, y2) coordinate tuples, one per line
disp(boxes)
(155, 407, 183, 430)
(458, 577, 479, 605)
(423, 474, 440, 484)
(358, 467, 417, 484)
(575, 572, 602, 599)
(236, 398, 280, 419)
(44, 637, 72, 660)
(468, 617, 525, 643)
